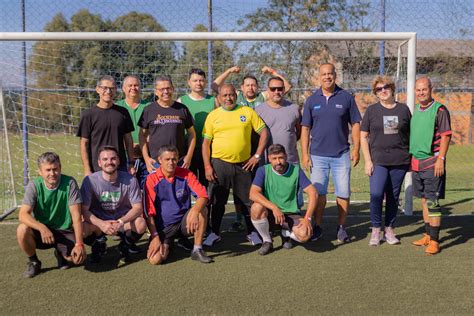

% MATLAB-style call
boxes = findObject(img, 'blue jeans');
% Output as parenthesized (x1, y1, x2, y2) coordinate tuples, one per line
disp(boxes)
(369, 164, 409, 228)
(310, 151, 351, 198)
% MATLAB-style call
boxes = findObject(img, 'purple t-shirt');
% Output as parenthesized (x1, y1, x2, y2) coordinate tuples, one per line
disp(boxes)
(80, 171, 141, 220)
(255, 100, 301, 164)
(302, 85, 361, 157)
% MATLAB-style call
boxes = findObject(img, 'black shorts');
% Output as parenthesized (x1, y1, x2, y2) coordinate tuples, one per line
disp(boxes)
(32, 228, 75, 258)
(157, 210, 192, 245)
(267, 212, 302, 232)
(413, 169, 446, 200)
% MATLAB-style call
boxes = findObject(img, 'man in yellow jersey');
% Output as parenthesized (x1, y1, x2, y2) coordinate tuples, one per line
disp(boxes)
(202, 84, 269, 246)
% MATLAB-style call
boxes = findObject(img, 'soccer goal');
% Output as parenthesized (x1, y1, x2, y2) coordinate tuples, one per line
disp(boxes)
(0, 31, 417, 217)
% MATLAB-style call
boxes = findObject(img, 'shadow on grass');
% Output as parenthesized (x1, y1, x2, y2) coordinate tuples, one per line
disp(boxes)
(84, 242, 149, 272)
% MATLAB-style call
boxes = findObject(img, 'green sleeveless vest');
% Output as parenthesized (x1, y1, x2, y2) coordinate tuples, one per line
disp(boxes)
(409, 101, 442, 160)
(33, 175, 72, 230)
(264, 164, 299, 213)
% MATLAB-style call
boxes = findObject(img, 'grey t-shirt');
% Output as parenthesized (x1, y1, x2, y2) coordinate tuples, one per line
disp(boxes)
(80, 171, 142, 220)
(256, 100, 301, 164)
(22, 176, 82, 207)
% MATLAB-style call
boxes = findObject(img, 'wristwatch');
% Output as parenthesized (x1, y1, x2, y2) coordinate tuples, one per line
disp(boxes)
(254, 154, 261, 160)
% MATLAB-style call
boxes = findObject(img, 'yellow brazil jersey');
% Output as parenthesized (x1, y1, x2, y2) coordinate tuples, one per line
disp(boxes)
(203, 105, 266, 163)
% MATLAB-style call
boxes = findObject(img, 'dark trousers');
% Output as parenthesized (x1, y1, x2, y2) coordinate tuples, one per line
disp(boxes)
(209, 158, 254, 235)
(369, 164, 409, 228)
(190, 147, 208, 188)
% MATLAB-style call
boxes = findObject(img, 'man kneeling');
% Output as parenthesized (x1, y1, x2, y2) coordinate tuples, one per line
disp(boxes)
(249, 144, 318, 255)
(81, 146, 146, 264)
(17, 152, 86, 278)
(144, 145, 212, 264)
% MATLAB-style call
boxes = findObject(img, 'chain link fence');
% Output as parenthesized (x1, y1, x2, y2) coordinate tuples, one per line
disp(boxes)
(0, 0, 472, 213)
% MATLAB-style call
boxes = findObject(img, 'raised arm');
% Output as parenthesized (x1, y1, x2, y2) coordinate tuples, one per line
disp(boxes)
(211, 66, 241, 93)
(261, 66, 292, 97)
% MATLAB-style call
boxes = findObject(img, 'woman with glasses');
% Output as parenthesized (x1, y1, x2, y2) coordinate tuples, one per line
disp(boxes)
(360, 76, 411, 246)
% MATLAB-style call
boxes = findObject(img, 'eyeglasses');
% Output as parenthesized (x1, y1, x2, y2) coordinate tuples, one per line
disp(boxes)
(269, 86, 284, 92)
(156, 87, 173, 92)
(98, 86, 116, 92)
(375, 84, 391, 93)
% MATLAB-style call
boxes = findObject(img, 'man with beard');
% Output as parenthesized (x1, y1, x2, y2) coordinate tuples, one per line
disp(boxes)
(81, 146, 146, 264)
(249, 144, 317, 255)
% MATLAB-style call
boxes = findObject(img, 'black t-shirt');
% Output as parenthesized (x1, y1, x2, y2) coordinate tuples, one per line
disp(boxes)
(138, 101, 194, 159)
(76, 104, 134, 172)
(361, 102, 411, 166)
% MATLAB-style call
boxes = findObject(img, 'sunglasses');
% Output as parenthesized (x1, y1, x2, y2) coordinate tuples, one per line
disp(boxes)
(375, 84, 391, 93)
(269, 86, 284, 92)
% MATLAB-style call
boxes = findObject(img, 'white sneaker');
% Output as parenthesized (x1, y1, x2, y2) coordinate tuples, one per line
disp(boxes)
(246, 231, 263, 245)
(203, 232, 221, 247)
(383, 227, 400, 245)
(369, 227, 382, 246)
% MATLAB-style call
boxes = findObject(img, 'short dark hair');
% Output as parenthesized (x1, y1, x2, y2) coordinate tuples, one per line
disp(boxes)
(157, 145, 179, 158)
(37, 152, 61, 167)
(189, 68, 206, 79)
(154, 75, 173, 87)
(242, 75, 258, 86)
(267, 76, 284, 87)
(268, 144, 286, 156)
(97, 75, 116, 87)
(98, 146, 119, 157)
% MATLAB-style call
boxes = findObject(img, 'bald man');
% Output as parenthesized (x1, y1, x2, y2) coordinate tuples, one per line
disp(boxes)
(410, 77, 452, 255)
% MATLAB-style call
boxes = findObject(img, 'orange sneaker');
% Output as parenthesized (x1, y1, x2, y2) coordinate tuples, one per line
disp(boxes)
(425, 240, 440, 255)
(412, 234, 430, 246)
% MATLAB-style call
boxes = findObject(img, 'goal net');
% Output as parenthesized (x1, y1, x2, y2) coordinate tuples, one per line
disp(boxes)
(0, 32, 415, 215)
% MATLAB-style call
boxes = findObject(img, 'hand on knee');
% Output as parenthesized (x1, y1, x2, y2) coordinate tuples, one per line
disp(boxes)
(148, 253, 167, 265)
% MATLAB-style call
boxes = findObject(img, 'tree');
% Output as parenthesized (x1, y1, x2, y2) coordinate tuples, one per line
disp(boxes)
(177, 24, 233, 90)
(236, 0, 371, 101)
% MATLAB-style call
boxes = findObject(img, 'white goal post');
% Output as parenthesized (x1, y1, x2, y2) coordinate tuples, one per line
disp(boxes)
(0, 31, 417, 215)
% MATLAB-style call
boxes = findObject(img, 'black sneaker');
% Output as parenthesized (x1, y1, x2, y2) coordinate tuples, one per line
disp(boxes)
(281, 236, 293, 249)
(258, 242, 273, 256)
(118, 241, 131, 264)
(23, 261, 42, 278)
(177, 237, 193, 251)
(311, 225, 323, 241)
(190, 248, 213, 263)
(127, 243, 141, 254)
(54, 249, 70, 270)
(90, 237, 106, 263)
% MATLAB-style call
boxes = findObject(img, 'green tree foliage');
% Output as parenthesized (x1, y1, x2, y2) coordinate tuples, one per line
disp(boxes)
(236, 0, 371, 100)
(28, 10, 177, 131)
(176, 24, 233, 92)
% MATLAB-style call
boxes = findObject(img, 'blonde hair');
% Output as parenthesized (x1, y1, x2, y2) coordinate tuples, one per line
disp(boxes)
(371, 75, 395, 96)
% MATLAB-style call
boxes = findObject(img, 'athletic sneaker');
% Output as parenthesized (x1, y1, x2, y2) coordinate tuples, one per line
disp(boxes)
(127, 243, 141, 254)
(90, 238, 106, 263)
(246, 231, 263, 246)
(425, 240, 440, 255)
(412, 234, 430, 246)
(337, 225, 350, 243)
(23, 261, 41, 278)
(281, 236, 293, 249)
(54, 249, 70, 270)
(177, 237, 193, 251)
(369, 227, 382, 246)
(118, 241, 131, 263)
(203, 232, 221, 247)
(311, 225, 323, 241)
(258, 242, 273, 255)
(228, 221, 245, 233)
(383, 227, 400, 245)
(190, 248, 213, 263)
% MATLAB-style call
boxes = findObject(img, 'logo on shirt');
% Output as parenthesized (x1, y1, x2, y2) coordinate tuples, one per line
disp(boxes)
(335, 104, 343, 109)
(313, 104, 321, 110)
(240, 115, 247, 122)
(383, 116, 399, 134)
(176, 189, 185, 198)
(100, 191, 121, 203)
(153, 114, 182, 125)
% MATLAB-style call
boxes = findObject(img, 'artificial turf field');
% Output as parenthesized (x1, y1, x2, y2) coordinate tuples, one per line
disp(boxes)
(1, 205, 473, 315)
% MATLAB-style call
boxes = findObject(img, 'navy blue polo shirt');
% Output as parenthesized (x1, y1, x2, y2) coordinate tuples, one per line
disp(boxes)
(302, 85, 361, 157)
